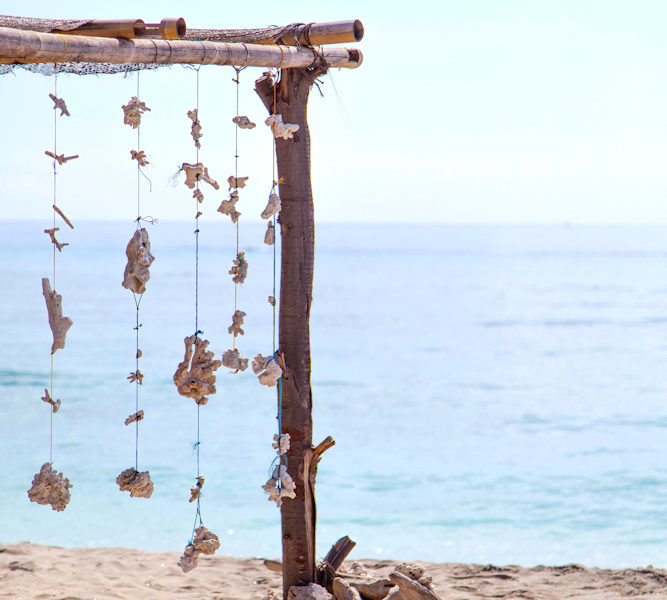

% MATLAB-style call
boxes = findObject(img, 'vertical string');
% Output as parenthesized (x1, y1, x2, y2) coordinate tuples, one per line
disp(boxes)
(49, 68, 58, 466)
(232, 68, 242, 350)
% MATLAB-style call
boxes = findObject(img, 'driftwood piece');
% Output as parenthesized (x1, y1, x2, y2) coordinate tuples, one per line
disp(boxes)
(385, 572, 440, 600)
(266, 113, 299, 140)
(262, 464, 296, 508)
(27, 462, 72, 511)
(227, 175, 248, 190)
(229, 252, 248, 284)
(44, 227, 68, 252)
(319, 536, 357, 591)
(122, 228, 155, 295)
(252, 354, 282, 387)
(187, 108, 203, 148)
(178, 526, 220, 573)
(116, 467, 154, 498)
(130, 149, 149, 166)
(122, 96, 150, 128)
(264, 221, 275, 245)
(228, 309, 246, 337)
(288, 583, 333, 600)
(350, 580, 394, 600)
(261, 193, 281, 219)
(49, 93, 70, 116)
(44, 151, 78, 165)
(264, 559, 282, 573)
(394, 564, 430, 587)
(189, 475, 204, 503)
(40, 388, 61, 413)
(173, 335, 222, 405)
(232, 115, 256, 129)
(217, 190, 240, 222)
(53, 205, 74, 229)
(273, 433, 290, 455)
(42, 278, 73, 355)
(124, 410, 144, 425)
(182, 162, 219, 190)
(333, 579, 362, 600)
(222, 348, 249, 373)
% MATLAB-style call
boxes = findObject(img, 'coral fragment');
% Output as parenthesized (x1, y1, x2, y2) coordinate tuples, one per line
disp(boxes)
(173, 335, 222, 405)
(122, 228, 155, 295)
(27, 462, 72, 511)
(116, 468, 154, 498)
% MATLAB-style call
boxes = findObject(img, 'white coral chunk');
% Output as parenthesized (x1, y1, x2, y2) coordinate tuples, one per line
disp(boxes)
(262, 464, 296, 508)
(261, 193, 281, 220)
(122, 228, 155, 295)
(265, 114, 299, 140)
(222, 348, 249, 373)
(232, 115, 256, 129)
(272, 433, 290, 455)
(178, 526, 220, 573)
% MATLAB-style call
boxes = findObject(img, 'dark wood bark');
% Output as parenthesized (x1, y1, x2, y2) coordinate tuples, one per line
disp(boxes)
(255, 64, 327, 598)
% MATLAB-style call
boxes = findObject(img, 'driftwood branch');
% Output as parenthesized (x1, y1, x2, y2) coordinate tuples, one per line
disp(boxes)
(319, 535, 357, 590)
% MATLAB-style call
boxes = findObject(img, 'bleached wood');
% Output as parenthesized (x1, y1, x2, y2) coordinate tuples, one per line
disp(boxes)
(42, 277, 72, 354)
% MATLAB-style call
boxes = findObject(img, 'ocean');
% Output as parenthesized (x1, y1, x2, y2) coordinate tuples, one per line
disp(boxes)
(2, 221, 667, 568)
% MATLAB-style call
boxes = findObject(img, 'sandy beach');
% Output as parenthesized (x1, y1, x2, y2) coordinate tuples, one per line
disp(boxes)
(2, 542, 667, 599)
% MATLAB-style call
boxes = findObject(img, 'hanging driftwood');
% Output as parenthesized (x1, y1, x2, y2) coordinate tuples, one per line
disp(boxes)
(222, 348, 249, 373)
(122, 96, 150, 128)
(44, 227, 68, 252)
(40, 388, 61, 413)
(122, 228, 155, 295)
(173, 335, 222, 406)
(116, 467, 154, 498)
(42, 277, 73, 355)
(189, 475, 204, 503)
(262, 464, 296, 508)
(264, 221, 275, 245)
(49, 93, 70, 116)
(266, 114, 299, 140)
(130, 149, 149, 166)
(273, 433, 290, 455)
(228, 309, 246, 337)
(227, 175, 248, 190)
(252, 354, 282, 387)
(53, 205, 74, 229)
(124, 410, 144, 425)
(229, 252, 248, 284)
(44, 150, 79, 165)
(217, 190, 240, 222)
(182, 162, 219, 190)
(187, 108, 203, 148)
(232, 115, 256, 129)
(27, 462, 72, 511)
(178, 526, 220, 573)
(261, 193, 281, 219)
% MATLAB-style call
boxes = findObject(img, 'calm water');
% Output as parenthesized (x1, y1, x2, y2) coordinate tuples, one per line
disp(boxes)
(2, 221, 667, 568)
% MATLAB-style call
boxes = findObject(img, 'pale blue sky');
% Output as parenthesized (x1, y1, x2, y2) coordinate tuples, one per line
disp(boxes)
(2, 0, 667, 222)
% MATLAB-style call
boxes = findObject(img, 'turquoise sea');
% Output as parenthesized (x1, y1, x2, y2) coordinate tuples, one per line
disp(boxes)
(2, 221, 667, 568)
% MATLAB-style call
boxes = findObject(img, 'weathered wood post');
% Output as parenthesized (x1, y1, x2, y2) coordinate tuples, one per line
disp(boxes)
(256, 65, 329, 597)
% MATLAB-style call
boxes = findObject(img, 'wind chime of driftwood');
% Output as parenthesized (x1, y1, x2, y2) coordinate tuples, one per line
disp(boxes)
(27, 77, 75, 512)
(116, 84, 155, 499)
(175, 71, 220, 572)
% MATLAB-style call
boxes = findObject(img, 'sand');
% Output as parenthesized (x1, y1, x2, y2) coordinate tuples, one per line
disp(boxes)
(1, 542, 667, 599)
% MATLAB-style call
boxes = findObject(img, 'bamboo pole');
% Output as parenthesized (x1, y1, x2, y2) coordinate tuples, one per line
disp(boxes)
(275, 20, 364, 46)
(0, 27, 362, 68)
(52, 18, 186, 40)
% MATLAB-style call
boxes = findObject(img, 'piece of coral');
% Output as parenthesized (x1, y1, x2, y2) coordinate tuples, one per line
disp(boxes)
(193, 189, 204, 203)
(189, 476, 205, 503)
(188, 108, 203, 148)
(232, 115, 256, 129)
(182, 162, 219, 190)
(44, 227, 69, 252)
(178, 526, 220, 573)
(130, 149, 149, 166)
(122, 96, 151, 128)
(44, 151, 79, 165)
(264, 221, 275, 245)
(394, 563, 433, 588)
(116, 468, 154, 498)
(252, 354, 283, 387)
(222, 348, 249, 373)
(173, 335, 222, 406)
(229, 252, 248, 284)
(42, 278, 73, 355)
(228, 309, 246, 337)
(127, 370, 144, 384)
(41, 388, 61, 413)
(262, 464, 296, 508)
(265, 114, 300, 140)
(124, 410, 144, 426)
(53, 205, 74, 229)
(27, 462, 72, 511)
(261, 193, 281, 219)
(227, 175, 248, 190)
(272, 433, 290, 455)
(122, 228, 155, 295)
(49, 93, 70, 117)
(217, 190, 241, 223)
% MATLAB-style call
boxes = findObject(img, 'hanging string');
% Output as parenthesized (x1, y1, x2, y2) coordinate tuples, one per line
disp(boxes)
(49, 66, 59, 466)
(232, 67, 245, 350)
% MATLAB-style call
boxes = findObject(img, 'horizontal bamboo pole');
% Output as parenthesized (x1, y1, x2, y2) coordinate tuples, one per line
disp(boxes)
(52, 18, 186, 40)
(0, 27, 362, 68)
(276, 20, 364, 46)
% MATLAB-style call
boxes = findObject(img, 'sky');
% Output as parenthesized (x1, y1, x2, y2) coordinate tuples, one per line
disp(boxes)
(2, 0, 667, 223)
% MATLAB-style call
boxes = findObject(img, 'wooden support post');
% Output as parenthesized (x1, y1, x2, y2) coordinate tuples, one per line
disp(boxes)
(256, 64, 327, 599)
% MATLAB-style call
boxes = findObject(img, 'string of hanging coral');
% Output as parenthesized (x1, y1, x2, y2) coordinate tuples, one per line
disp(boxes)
(28, 66, 75, 513)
